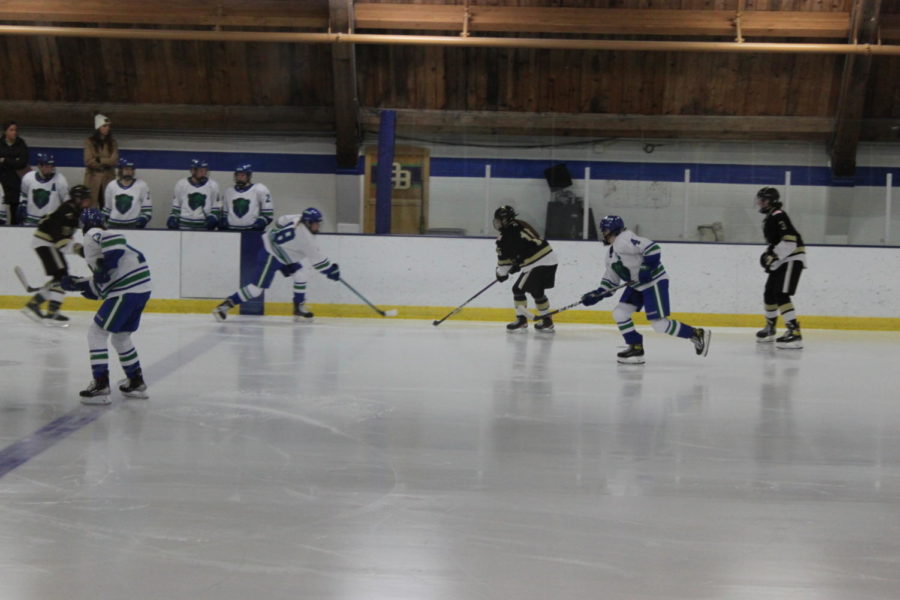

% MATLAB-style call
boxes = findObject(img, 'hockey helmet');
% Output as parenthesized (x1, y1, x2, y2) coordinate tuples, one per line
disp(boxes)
(493, 205, 517, 230)
(190, 158, 209, 170)
(234, 163, 252, 176)
(598, 215, 625, 245)
(81, 208, 106, 232)
(36, 152, 55, 166)
(301, 207, 323, 224)
(117, 157, 135, 169)
(756, 187, 781, 214)
(69, 185, 92, 204)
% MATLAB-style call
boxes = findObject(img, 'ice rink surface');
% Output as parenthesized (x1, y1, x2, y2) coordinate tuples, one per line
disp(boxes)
(1, 310, 900, 600)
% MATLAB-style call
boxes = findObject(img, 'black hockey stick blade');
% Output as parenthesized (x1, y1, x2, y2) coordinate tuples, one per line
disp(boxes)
(432, 279, 498, 327)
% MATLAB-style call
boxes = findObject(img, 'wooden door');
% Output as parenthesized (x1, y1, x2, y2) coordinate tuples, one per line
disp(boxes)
(363, 146, 430, 234)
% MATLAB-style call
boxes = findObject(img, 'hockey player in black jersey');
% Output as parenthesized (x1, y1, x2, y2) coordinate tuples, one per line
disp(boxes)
(493, 205, 558, 332)
(756, 187, 806, 349)
(22, 185, 93, 325)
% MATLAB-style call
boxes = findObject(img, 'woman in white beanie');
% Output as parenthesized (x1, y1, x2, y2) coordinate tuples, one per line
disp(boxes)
(83, 113, 118, 207)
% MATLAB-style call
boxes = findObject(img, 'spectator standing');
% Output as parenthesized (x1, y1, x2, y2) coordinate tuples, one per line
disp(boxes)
(0, 121, 29, 224)
(83, 114, 118, 207)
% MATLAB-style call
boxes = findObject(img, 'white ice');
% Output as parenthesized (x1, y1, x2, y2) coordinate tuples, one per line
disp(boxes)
(1, 310, 900, 600)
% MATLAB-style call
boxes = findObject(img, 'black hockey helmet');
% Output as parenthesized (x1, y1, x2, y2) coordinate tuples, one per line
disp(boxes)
(493, 205, 517, 230)
(69, 184, 92, 206)
(756, 187, 781, 214)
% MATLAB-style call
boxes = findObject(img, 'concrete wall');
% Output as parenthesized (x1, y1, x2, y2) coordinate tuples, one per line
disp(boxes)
(2, 228, 899, 319)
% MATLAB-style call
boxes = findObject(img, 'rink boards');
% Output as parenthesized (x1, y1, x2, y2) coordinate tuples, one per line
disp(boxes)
(0, 228, 898, 330)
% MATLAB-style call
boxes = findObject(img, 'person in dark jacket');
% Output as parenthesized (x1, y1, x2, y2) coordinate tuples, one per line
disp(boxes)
(0, 121, 30, 225)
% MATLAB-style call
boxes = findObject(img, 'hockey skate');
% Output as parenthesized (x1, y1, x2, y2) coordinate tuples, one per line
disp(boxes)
(117, 370, 149, 399)
(534, 316, 555, 333)
(212, 298, 234, 322)
(293, 302, 314, 322)
(692, 327, 711, 357)
(43, 312, 70, 328)
(80, 376, 111, 405)
(776, 321, 803, 349)
(617, 344, 645, 364)
(21, 300, 44, 324)
(506, 315, 528, 332)
(756, 318, 777, 343)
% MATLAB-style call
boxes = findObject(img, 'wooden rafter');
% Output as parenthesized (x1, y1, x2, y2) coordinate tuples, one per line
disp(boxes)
(330, 0, 360, 168)
(830, 0, 883, 178)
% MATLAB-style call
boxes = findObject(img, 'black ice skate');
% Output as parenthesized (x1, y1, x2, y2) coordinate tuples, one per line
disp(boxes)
(534, 316, 555, 333)
(43, 312, 70, 327)
(692, 327, 711, 357)
(756, 318, 777, 343)
(80, 376, 111, 405)
(212, 298, 234, 322)
(506, 315, 528, 332)
(776, 321, 803, 349)
(21, 300, 44, 324)
(118, 370, 149, 399)
(617, 344, 645, 364)
(293, 302, 314, 322)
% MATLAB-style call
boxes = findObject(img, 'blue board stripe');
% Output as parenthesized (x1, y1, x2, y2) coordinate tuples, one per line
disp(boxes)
(30, 146, 900, 187)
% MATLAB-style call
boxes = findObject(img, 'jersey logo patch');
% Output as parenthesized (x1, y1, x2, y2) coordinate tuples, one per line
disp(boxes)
(32, 188, 51, 209)
(232, 197, 251, 218)
(188, 192, 207, 212)
(115, 194, 134, 215)
(612, 260, 632, 281)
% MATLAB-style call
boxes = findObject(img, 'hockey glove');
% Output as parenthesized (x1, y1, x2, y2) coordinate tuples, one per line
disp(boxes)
(760, 251, 777, 272)
(136, 217, 149, 229)
(495, 265, 511, 282)
(166, 216, 179, 230)
(581, 288, 610, 307)
(205, 215, 218, 230)
(252, 217, 268, 231)
(60, 276, 98, 300)
(71, 242, 84, 257)
(16, 204, 27, 224)
(322, 263, 341, 281)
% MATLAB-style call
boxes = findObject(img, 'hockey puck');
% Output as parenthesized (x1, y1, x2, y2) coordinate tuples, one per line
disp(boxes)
(384, 309, 399, 317)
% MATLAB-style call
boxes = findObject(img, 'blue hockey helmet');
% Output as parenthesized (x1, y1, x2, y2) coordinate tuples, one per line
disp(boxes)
(36, 152, 55, 166)
(234, 163, 252, 176)
(117, 157, 135, 169)
(81, 208, 106, 232)
(190, 158, 209, 170)
(301, 207, 323, 224)
(598, 215, 625, 245)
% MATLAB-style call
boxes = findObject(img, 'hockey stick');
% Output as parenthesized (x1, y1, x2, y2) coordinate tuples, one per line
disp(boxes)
(14, 266, 47, 293)
(531, 280, 635, 321)
(432, 279, 498, 327)
(339, 278, 398, 318)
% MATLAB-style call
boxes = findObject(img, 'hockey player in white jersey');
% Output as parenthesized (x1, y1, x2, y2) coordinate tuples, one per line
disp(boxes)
(61, 208, 152, 404)
(18, 153, 70, 226)
(220, 163, 273, 231)
(213, 207, 340, 322)
(103, 157, 152, 228)
(167, 158, 221, 230)
(580, 215, 711, 364)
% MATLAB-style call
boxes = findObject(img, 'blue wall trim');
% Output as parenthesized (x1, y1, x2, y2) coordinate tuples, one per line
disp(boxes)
(239, 232, 265, 316)
(31, 146, 900, 187)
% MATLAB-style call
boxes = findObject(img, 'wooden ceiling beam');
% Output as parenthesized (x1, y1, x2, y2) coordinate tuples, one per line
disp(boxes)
(830, 0, 883, 178)
(330, 0, 360, 169)
(354, 5, 851, 39)
(0, 0, 329, 28)
(360, 109, 836, 141)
